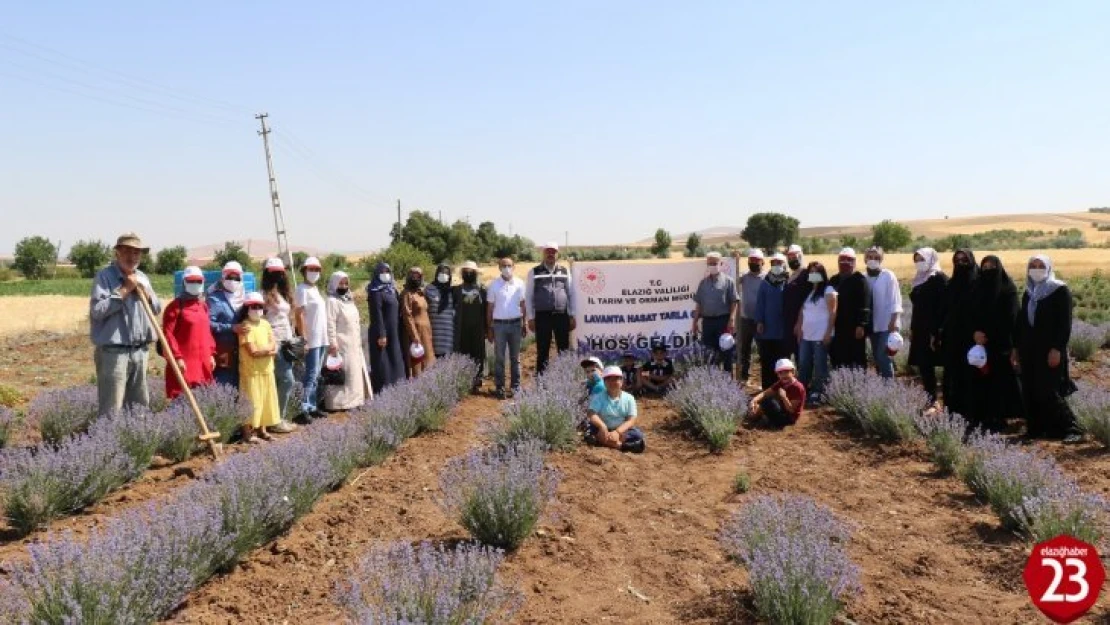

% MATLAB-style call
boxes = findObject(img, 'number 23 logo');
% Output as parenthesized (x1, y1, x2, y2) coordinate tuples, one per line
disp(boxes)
(1040, 558, 1089, 603)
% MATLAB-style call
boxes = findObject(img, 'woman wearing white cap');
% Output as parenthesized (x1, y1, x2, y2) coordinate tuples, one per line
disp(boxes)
(208, 260, 246, 388)
(236, 291, 281, 443)
(161, 265, 216, 400)
(453, 261, 487, 392)
(294, 256, 328, 420)
(747, 359, 806, 427)
(261, 258, 297, 432)
(323, 271, 371, 411)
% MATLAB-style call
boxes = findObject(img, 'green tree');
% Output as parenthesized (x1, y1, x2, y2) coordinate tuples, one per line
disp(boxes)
(396, 211, 451, 262)
(323, 253, 349, 272)
(839, 235, 859, 250)
(446, 220, 477, 262)
(13, 236, 58, 279)
(68, 239, 111, 278)
(154, 245, 188, 275)
(740, 212, 800, 250)
(209, 241, 254, 272)
(684, 232, 702, 257)
(360, 242, 435, 279)
(651, 228, 672, 258)
(871, 220, 913, 251)
(292, 251, 308, 270)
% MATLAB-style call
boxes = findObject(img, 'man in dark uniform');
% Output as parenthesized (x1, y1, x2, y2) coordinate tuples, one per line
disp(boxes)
(526, 242, 576, 375)
(828, 247, 872, 369)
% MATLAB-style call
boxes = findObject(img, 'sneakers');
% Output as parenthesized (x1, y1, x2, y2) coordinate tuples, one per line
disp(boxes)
(269, 421, 296, 434)
(495, 388, 507, 400)
(621, 439, 646, 454)
(1063, 433, 1084, 445)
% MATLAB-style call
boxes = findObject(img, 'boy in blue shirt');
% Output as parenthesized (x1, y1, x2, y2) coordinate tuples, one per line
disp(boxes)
(580, 356, 605, 397)
(586, 366, 645, 453)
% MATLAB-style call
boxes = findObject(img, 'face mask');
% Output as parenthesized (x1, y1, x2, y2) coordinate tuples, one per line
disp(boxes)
(248, 309, 263, 321)
(915, 261, 928, 272)
(407, 276, 422, 288)
(865, 260, 881, 271)
(337, 288, 349, 297)
(500, 267, 513, 279)
(788, 259, 801, 270)
(769, 265, 784, 276)
(463, 271, 477, 284)
(379, 273, 392, 283)
(306, 271, 320, 284)
(707, 265, 720, 275)
(1028, 268, 1047, 283)
(222, 279, 239, 292)
(748, 263, 761, 273)
(808, 272, 823, 284)
(184, 282, 204, 296)
(436, 273, 450, 284)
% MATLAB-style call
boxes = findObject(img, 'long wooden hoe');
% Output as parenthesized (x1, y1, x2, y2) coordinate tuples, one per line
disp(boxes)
(136, 287, 222, 459)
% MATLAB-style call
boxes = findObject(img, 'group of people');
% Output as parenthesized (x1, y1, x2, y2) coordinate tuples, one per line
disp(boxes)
(688, 244, 1081, 442)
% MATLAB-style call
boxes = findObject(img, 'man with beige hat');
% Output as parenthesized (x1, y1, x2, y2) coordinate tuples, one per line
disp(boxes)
(89, 232, 162, 417)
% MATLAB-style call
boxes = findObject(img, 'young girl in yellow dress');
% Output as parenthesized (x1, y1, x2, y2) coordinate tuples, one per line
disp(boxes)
(238, 291, 281, 443)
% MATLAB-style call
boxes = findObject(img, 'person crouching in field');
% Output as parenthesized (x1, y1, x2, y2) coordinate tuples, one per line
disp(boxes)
(639, 343, 675, 395)
(620, 352, 641, 395)
(748, 359, 806, 428)
(161, 265, 216, 400)
(238, 292, 281, 443)
(581, 356, 605, 398)
(586, 366, 645, 453)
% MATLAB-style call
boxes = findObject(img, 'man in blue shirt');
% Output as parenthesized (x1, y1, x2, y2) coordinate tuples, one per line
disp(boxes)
(89, 232, 162, 417)
(586, 366, 645, 453)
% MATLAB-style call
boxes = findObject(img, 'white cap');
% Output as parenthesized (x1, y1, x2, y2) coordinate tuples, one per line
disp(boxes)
(770, 253, 787, 263)
(967, 345, 988, 368)
(786, 244, 803, 256)
(410, 343, 426, 361)
(543, 241, 560, 252)
(601, 365, 624, 379)
(303, 256, 322, 269)
(264, 257, 285, 272)
(706, 251, 723, 260)
(243, 291, 264, 306)
(580, 356, 603, 369)
(838, 247, 857, 259)
(222, 261, 243, 276)
(747, 249, 765, 260)
(325, 354, 344, 370)
(461, 260, 478, 270)
(886, 331, 905, 354)
(183, 265, 204, 282)
(774, 358, 796, 373)
(718, 333, 736, 351)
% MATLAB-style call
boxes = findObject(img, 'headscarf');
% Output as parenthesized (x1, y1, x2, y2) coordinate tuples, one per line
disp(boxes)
(1026, 254, 1065, 325)
(941, 248, 978, 323)
(433, 263, 452, 313)
(367, 262, 393, 294)
(765, 253, 788, 286)
(911, 247, 941, 288)
(327, 271, 351, 300)
(974, 255, 1017, 300)
(208, 261, 245, 309)
(405, 267, 424, 292)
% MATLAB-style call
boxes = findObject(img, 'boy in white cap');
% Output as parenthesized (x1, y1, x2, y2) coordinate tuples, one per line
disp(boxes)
(736, 248, 766, 384)
(580, 356, 605, 397)
(828, 247, 871, 369)
(586, 365, 645, 452)
(747, 358, 806, 427)
(526, 242, 576, 375)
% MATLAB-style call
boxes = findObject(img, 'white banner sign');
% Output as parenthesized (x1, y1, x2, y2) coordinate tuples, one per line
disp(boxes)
(573, 257, 737, 356)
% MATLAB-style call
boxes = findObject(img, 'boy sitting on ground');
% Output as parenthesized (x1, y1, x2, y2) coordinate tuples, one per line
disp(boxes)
(580, 356, 605, 398)
(748, 358, 806, 428)
(586, 366, 646, 453)
(639, 344, 675, 395)
(620, 352, 641, 395)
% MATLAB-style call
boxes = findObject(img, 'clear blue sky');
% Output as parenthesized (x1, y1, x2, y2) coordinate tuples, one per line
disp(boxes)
(2, 1, 1108, 257)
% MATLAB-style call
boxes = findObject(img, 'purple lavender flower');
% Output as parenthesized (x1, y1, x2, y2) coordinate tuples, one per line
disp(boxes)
(155, 401, 201, 463)
(968, 445, 1066, 530)
(439, 441, 560, 550)
(27, 385, 99, 445)
(913, 410, 968, 475)
(337, 540, 522, 624)
(185, 383, 252, 444)
(960, 429, 1011, 499)
(1016, 478, 1109, 545)
(147, 378, 170, 413)
(668, 366, 747, 452)
(1070, 381, 1110, 447)
(1069, 320, 1103, 362)
(827, 368, 927, 442)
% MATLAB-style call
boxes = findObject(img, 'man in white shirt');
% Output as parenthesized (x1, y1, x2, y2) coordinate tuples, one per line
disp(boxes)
(486, 257, 528, 399)
(864, 246, 903, 378)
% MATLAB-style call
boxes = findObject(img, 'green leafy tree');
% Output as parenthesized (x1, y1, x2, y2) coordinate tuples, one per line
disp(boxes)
(154, 245, 188, 275)
(651, 228, 672, 258)
(871, 220, 913, 251)
(323, 253, 349, 272)
(360, 242, 435, 279)
(396, 211, 451, 262)
(13, 236, 57, 279)
(209, 241, 254, 272)
(740, 212, 800, 250)
(446, 220, 477, 262)
(684, 232, 702, 258)
(291, 251, 308, 270)
(839, 235, 860, 250)
(68, 239, 111, 278)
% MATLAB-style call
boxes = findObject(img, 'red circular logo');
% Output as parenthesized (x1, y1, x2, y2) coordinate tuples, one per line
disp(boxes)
(577, 266, 606, 295)
(1024, 535, 1105, 623)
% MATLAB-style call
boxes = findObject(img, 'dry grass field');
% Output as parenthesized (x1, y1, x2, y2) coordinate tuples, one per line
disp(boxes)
(0, 296, 90, 338)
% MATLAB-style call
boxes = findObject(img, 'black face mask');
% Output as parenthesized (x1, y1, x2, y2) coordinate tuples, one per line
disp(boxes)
(954, 262, 972, 275)
(336, 288, 349, 296)
(406, 277, 422, 288)
(462, 271, 477, 284)
(788, 259, 801, 270)
(980, 267, 998, 279)
(748, 263, 761, 273)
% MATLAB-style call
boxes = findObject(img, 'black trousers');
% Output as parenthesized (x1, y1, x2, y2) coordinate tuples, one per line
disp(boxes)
(534, 311, 570, 375)
(1022, 357, 1080, 438)
(760, 396, 794, 428)
(919, 365, 938, 403)
(738, 318, 757, 378)
(829, 333, 867, 369)
(757, 338, 788, 390)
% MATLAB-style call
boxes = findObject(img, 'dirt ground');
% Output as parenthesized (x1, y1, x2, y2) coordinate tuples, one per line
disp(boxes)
(2, 332, 1110, 623)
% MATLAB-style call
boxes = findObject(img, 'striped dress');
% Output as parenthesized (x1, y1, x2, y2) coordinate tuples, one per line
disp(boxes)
(425, 285, 455, 357)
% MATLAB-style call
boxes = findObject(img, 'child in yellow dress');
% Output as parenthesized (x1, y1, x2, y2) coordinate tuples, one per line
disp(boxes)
(238, 291, 281, 443)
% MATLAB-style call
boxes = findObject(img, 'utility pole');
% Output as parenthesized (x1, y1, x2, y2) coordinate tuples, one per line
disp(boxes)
(396, 199, 402, 242)
(565, 231, 569, 250)
(256, 112, 296, 287)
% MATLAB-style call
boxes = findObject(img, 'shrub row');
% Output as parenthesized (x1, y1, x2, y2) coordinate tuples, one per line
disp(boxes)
(0, 354, 477, 623)
(826, 367, 928, 442)
(668, 365, 748, 452)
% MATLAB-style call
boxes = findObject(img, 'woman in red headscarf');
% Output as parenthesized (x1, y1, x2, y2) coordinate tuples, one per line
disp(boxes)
(162, 265, 217, 399)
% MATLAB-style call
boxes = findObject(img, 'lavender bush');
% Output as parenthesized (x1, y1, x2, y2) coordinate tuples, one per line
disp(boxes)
(913, 410, 968, 475)
(0, 406, 18, 449)
(337, 541, 522, 624)
(156, 402, 202, 463)
(824, 368, 869, 420)
(719, 494, 860, 625)
(1069, 320, 1103, 362)
(959, 429, 1011, 499)
(28, 385, 100, 445)
(439, 441, 560, 550)
(968, 445, 1066, 530)
(147, 378, 170, 413)
(1070, 381, 1110, 447)
(667, 366, 747, 452)
(1016, 479, 1109, 545)
(187, 383, 252, 444)
(827, 369, 925, 442)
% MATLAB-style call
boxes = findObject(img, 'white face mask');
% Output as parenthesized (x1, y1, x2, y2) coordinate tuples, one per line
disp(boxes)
(248, 308, 263, 321)
(915, 261, 928, 272)
(769, 265, 784, 276)
(500, 267, 513, 279)
(436, 273, 450, 284)
(222, 279, 239, 292)
(866, 259, 882, 271)
(379, 273, 392, 283)
(808, 272, 823, 284)
(184, 282, 204, 296)
(306, 271, 321, 284)
(707, 264, 720, 275)
(1028, 268, 1048, 283)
